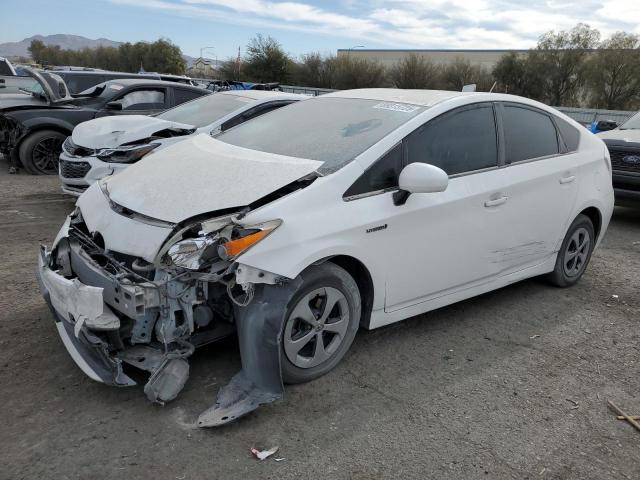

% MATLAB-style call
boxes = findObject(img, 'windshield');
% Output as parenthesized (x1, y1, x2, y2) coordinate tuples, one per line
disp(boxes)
(620, 112, 640, 130)
(157, 93, 253, 127)
(217, 97, 426, 173)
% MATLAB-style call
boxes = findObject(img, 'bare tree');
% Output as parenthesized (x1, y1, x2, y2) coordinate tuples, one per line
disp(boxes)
(389, 53, 441, 89)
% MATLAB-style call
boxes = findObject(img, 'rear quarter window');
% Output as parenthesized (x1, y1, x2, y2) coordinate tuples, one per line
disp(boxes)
(502, 105, 559, 163)
(554, 116, 580, 152)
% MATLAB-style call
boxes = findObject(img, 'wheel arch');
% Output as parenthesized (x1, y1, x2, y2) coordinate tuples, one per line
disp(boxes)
(315, 254, 375, 329)
(15, 123, 72, 153)
(578, 206, 602, 241)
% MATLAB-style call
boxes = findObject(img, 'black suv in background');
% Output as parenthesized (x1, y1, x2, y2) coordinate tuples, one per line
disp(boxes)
(0, 69, 209, 174)
(597, 112, 640, 206)
(51, 69, 198, 94)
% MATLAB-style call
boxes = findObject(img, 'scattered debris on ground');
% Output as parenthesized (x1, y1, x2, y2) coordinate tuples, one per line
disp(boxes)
(250, 446, 279, 461)
(608, 400, 640, 433)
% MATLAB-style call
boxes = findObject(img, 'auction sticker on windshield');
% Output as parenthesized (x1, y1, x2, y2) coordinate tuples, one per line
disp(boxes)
(373, 102, 420, 113)
(109, 84, 124, 91)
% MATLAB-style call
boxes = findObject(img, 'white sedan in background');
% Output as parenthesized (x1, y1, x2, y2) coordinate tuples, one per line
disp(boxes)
(39, 89, 614, 427)
(58, 90, 306, 195)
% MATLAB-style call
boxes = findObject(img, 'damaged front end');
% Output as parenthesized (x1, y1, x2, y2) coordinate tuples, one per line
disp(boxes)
(0, 113, 25, 160)
(38, 206, 295, 426)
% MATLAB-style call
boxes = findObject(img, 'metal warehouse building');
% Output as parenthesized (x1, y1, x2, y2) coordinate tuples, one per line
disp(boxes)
(336, 49, 528, 69)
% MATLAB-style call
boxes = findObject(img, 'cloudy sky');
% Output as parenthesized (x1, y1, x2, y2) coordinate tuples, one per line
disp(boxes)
(2, 0, 639, 59)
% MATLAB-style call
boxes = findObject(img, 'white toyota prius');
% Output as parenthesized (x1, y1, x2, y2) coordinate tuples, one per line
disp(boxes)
(38, 89, 614, 426)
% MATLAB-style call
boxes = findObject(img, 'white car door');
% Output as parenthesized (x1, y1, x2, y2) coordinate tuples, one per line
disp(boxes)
(494, 103, 580, 273)
(344, 103, 511, 312)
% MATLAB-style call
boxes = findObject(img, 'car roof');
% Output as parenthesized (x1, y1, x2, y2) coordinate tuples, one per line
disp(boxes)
(324, 88, 476, 107)
(218, 90, 307, 101)
(103, 78, 205, 90)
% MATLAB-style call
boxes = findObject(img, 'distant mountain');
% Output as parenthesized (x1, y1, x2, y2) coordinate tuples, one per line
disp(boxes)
(0, 34, 122, 58)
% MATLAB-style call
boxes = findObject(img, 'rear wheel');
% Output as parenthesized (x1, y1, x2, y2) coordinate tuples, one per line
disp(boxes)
(281, 263, 361, 384)
(19, 130, 67, 175)
(547, 214, 595, 287)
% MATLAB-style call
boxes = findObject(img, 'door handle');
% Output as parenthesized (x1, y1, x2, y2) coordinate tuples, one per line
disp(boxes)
(560, 175, 576, 184)
(484, 196, 508, 207)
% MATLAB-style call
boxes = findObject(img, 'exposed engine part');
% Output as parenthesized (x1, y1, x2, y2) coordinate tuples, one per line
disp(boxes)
(193, 304, 214, 327)
(144, 358, 190, 404)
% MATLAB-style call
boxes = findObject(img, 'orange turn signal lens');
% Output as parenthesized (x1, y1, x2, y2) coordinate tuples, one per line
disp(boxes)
(222, 229, 271, 258)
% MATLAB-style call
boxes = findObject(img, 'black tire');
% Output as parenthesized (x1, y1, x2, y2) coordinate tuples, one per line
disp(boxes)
(281, 262, 361, 384)
(19, 130, 67, 175)
(547, 214, 595, 287)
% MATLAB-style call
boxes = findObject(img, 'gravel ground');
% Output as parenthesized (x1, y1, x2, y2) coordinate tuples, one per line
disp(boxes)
(0, 166, 638, 480)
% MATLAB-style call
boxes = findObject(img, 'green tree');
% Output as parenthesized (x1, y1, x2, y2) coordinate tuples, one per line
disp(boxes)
(27, 38, 186, 74)
(530, 23, 600, 106)
(585, 32, 640, 110)
(28, 39, 46, 65)
(242, 35, 293, 83)
(390, 53, 441, 89)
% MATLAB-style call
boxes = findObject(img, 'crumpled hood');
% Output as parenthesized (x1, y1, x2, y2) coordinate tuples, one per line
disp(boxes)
(102, 134, 323, 223)
(597, 129, 640, 143)
(72, 115, 195, 149)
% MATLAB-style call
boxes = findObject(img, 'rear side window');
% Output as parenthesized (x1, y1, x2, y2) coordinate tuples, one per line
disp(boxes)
(344, 143, 403, 198)
(502, 106, 559, 162)
(118, 89, 166, 110)
(174, 88, 203, 105)
(406, 103, 498, 175)
(554, 116, 580, 152)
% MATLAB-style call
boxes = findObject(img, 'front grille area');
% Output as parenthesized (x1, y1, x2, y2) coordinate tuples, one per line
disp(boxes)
(59, 159, 91, 179)
(62, 137, 96, 157)
(609, 148, 640, 174)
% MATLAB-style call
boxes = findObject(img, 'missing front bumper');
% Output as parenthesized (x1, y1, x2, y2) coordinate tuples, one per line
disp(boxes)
(37, 247, 135, 386)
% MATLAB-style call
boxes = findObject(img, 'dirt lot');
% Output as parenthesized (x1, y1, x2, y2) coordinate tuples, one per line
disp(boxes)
(0, 166, 638, 480)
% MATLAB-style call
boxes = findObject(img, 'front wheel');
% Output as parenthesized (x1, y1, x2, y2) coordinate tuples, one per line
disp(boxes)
(547, 214, 595, 287)
(281, 263, 361, 384)
(19, 130, 67, 175)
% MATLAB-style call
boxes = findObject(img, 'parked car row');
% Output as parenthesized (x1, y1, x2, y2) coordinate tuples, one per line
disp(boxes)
(58, 89, 305, 194)
(35, 85, 614, 426)
(0, 68, 209, 174)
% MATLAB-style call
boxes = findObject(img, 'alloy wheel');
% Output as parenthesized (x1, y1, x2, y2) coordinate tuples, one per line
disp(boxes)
(563, 227, 590, 277)
(32, 136, 64, 174)
(283, 287, 350, 369)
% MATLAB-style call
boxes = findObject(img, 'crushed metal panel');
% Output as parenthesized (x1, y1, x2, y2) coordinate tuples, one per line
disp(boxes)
(72, 115, 195, 149)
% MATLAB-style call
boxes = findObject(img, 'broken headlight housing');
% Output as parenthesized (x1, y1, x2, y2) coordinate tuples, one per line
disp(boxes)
(97, 143, 160, 163)
(167, 219, 281, 271)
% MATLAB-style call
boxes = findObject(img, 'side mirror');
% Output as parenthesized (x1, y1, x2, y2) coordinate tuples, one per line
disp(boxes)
(393, 163, 448, 206)
(596, 119, 617, 132)
(106, 101, 123, 111)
